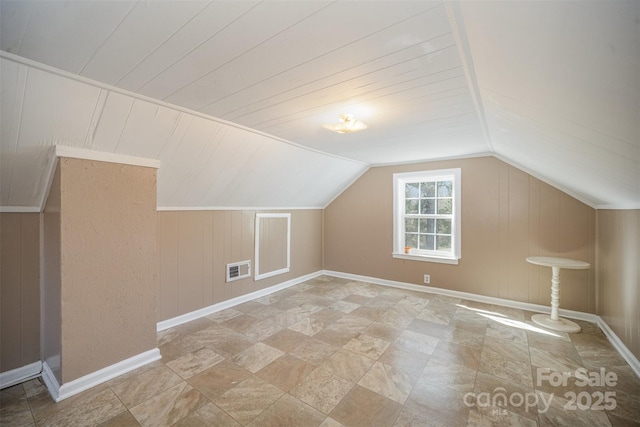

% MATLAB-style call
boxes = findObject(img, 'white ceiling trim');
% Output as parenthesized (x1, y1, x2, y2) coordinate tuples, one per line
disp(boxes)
(444, 0, 493, 153)
(0, 51, 367, 168)
(55, 145, 161, 169)
(596, 204, 640, 210)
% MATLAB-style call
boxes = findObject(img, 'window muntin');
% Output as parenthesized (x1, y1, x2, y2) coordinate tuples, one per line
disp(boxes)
(393, 169, 461, 263)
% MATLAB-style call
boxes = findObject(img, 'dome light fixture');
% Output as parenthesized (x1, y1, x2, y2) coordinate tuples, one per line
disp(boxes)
(323, 113, 367, 134)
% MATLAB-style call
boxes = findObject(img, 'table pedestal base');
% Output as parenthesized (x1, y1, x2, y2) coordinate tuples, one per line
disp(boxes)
(532, 314, 581, 333)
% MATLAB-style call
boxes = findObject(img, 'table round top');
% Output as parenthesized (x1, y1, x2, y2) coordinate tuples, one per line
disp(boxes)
(526, 256, 590, 269)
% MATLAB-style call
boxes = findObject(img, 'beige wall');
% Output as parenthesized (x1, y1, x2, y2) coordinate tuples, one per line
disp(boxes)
(43, 158, 159, 383)
(597, 209, 640, 359)
(157, 209, 322, 322)
(0, 212, 40, 374)
(325, 156, 597, 313)
(257, 215, 289, 276)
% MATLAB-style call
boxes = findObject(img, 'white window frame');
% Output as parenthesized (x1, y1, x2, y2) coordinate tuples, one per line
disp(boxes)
(392, 168, 461, 264)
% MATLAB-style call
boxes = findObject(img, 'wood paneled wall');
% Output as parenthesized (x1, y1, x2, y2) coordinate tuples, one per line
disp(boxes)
(597, 209, 640, 359)
(157, 209, 322, 322)
(0, 213, 40, 373)
(324, 156, 597, 313)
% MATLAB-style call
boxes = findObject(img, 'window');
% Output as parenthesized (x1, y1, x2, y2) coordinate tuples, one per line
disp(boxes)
(393, 168, 461, 264)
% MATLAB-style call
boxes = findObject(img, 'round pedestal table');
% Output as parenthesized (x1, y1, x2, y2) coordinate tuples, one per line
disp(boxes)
(526, 256, 590, 333)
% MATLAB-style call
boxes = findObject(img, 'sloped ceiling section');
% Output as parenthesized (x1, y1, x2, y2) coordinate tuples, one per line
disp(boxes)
(0, 56, 368, 210)
(0, 0, 638, 209)
(456, 1, 640, 208)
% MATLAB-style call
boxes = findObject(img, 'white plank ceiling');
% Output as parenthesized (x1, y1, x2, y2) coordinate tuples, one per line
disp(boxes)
(1, 0, 638, 210)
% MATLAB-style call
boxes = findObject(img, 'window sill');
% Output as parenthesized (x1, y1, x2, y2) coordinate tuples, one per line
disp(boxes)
(392, 253, 459, 265)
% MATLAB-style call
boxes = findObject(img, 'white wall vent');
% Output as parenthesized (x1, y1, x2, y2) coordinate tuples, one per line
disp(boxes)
(226, 260, 251, 283)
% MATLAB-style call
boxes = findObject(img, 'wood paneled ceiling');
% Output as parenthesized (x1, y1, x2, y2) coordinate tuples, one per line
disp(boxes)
(1, 0, 638, 209)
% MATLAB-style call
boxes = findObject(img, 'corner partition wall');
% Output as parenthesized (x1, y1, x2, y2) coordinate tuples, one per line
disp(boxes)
(41, 149, 160, 401)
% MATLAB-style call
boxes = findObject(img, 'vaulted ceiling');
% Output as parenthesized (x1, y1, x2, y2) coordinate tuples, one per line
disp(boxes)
(1, 0, 638, 210)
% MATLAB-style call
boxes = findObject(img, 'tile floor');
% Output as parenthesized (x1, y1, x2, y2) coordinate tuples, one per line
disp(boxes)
(2, 275, 640, 426)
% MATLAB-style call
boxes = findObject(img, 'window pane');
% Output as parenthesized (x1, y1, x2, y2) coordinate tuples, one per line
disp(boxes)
(419, 235, 427, 250)
(436, 235, 451, 251)
(420, 199, 435, 214)
(406, 233, 418, 248)
(437, 198, 452, 215)
(420, 218, 435, 233)
(425, 235, 435, 250)
(420, 182, 435, 198)
(437, 218, 451, 234)
(437, 181, 453, 197)
(405, 183, 419, 198)
(406, 199, 419, 214)
(405, 218, 419, 232)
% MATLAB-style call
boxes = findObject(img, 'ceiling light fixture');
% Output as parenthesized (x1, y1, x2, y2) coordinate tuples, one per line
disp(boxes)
(323, 113, 367, 134)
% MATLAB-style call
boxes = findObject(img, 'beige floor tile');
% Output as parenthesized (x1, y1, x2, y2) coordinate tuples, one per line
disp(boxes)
(467, 406, 538, 427)
(290, 367, 355, 414)
(130, 382, 207, 427)
(262, 328, 308, 352)
(290, 338, 339, 366)
(108, 364, 183, 408)
(399, 381, 471, 427)
(394, 329, 439, 355)
(420, 356, 477, 394)
(330, 300, 360, 313)
(231, 342, 283, 373)
(536, 391, 612, 427)
(289, 317, 326, 336)
(474, 371, 539, 421)
(247, 394, 325, 427)
(320, 349, 375, 383)
(430, 340, 482, 370)
(165, 346, 224, 379)
(188, 359, 251, 400)
(37, 388, 126, 427)
(256, 354, 316, 392)
(206, 308, 244, 323)
(343, 333, 390, 360)
(173, 402, 240, 427)
(215, 377, 284, 424)
(97, 409, 139, 426)
(11, 277, 640, 427)
(330, 385, 402, 427)
(358, 361, 413, 404)
(206, 331, 255, 358)
(480, 347, 534, 389)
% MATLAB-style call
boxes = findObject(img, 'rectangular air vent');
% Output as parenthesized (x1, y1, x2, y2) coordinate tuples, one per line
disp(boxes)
(226, 260, 251, 283)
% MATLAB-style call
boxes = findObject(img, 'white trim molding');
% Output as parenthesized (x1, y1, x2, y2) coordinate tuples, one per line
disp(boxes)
(54, 145, 160, 169)
(254, 213, 291, 281)
(157, 271, 322, 332)
(43, 348, 160, 402)
(322, 270, 640, 378)
(0, 206, 41, 213)
(0, 361, 42, 389)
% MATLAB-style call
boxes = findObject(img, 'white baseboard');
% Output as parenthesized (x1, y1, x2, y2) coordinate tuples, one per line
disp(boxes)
(43, 348, 161, 402)
(0, 361, 42, 389)
(157, 271, 324, 332)
(322, 270, 640, 378)
(596, 318, 640, 379)
(41, 361, 60, 400)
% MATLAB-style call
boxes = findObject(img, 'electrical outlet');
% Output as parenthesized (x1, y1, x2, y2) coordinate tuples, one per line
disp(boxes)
(424, 274, 430, 284)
